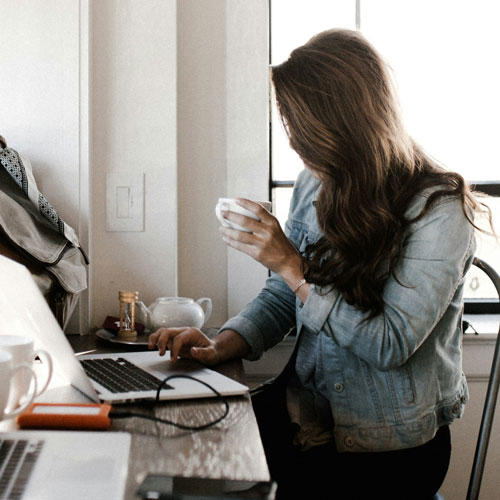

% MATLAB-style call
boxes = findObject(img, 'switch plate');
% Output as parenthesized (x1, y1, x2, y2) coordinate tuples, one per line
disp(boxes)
(106, 172, 144, 232)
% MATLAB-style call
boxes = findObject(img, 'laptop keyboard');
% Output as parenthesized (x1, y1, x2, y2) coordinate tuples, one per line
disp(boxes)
(0, 438, 44, 500)
(80, 357, 172, 393)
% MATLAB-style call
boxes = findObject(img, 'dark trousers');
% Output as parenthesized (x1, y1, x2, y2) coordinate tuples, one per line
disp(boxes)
(252, 383, 451, 500)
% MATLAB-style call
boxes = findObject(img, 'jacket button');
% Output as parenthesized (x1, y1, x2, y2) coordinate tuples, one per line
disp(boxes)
(334, 383, 344, 392)
(344, 436, 354, 447)
(461, 395, 467, 403)
(452, 403, 460, 414)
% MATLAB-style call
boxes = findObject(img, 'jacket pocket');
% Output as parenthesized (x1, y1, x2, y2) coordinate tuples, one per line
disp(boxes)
(396, 364, 417, 405)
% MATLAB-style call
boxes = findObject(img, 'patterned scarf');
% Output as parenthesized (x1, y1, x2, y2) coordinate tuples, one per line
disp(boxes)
(0, 142, 87, 261)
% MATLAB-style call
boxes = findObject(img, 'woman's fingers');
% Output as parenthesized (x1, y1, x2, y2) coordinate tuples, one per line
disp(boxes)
(219, 224, 254, 243)
(148, 330, 161, 349)
(169, 328, 209, 361)
(148, 327, 185, 355)
(148, 327, 217, 364)
(217, 197, 303, 277)
(236, 198, 271, 221)
(219, 203, 300, 275)
(219, 199, 272, 233)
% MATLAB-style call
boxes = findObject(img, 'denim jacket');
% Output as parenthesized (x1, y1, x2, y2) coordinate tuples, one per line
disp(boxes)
(221, 169, 475, 453)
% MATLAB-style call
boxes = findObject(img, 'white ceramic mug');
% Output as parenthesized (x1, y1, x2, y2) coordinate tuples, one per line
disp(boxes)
(0, 350, 37, 420)
(0, 335, 53, 411)
(215, 198, 272, 232)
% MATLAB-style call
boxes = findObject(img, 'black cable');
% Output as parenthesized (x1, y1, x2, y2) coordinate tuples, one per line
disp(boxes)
(109, 374, 230, 431)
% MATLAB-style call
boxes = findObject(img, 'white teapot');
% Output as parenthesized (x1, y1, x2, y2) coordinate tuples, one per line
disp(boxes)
(136, 296, 212, 331)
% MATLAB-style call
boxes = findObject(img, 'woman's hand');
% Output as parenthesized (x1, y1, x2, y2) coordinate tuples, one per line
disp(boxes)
(148, 327, 251, 366)
(148, 327, 220, 365)
(219, 198, 303, 279)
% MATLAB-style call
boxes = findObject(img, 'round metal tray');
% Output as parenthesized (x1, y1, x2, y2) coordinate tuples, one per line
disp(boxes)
(95, 328, 151, 346)
(95, 327, 219, 346)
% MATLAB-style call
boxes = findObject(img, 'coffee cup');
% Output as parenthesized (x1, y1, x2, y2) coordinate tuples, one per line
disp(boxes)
(215, 198, 272, 233)
(0, 335, 53, 411)
(0, 350, 37, 420)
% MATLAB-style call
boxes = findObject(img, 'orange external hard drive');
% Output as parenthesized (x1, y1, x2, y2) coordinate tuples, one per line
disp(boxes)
(17, 403, 112, 430)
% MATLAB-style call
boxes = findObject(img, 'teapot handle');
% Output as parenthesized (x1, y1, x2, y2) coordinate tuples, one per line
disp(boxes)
(196, 298, 212, 324)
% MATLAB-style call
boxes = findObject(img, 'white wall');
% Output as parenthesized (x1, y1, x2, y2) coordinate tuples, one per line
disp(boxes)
(177, 0, 228, 326)
(0, 0, 88, 332)
(0, 1, 81, 218)
(0, 0, 268, 331)
(225, 1, 270, 317)
(91, 0, 178, 327)
(177, 0, 269, 325)
(91, 0, 268, 329)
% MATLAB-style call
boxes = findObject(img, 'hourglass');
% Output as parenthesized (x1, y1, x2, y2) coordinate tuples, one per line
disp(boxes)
(118, 291, 138, 339)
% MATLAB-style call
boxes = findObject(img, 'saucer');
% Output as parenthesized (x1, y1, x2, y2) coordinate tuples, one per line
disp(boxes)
(95, 328, 151, 346)
(95, 327, 219, 346)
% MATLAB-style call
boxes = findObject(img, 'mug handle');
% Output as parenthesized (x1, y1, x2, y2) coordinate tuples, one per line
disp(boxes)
(196, 298, 212, 324)
(4, 363, 38, 418)
(33, 349, 53, 396)
(215, 202, 230, 227)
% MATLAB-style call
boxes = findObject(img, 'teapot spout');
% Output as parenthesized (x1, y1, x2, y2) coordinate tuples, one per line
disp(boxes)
(135, 300, 152, 331)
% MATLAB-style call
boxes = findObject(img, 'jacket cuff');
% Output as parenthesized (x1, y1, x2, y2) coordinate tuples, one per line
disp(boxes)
(219, 316, 265, 361)
(298, 284, 338, 334)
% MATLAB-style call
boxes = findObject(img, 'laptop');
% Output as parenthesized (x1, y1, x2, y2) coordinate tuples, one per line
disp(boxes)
(0, 255, 248, 404)
(0, 430, 130, 500)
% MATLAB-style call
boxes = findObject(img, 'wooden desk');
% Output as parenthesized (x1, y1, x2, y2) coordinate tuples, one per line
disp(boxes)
(2, 333, 270, 500)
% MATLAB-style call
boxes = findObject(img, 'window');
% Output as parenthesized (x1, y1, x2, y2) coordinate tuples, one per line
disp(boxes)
(270, 0, 500, 311)
(269, 0, 357, 224)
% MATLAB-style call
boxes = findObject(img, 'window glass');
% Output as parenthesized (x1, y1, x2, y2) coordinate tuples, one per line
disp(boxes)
(272, 186, 294, 228)
(360, 0, 500, 298)
(270, 0, 356, 183)
(466, 196, 500, 299)
(361, 0, 500, 182)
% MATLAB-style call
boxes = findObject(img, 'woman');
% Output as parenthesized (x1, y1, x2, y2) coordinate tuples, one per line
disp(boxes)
(149, 29, 490, 499)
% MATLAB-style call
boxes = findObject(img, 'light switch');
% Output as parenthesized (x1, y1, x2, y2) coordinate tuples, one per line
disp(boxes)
(106, 172, 144, 232)
(116, 186, 131, 218)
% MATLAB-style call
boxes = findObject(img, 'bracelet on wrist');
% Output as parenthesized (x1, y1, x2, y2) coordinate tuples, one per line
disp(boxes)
(292, 278, 307, 294)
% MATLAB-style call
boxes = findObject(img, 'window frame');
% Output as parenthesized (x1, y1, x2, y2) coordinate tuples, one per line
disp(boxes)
(466, 182, 500, 313)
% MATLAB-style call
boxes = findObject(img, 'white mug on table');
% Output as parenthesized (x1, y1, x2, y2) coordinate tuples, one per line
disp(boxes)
(0, 335, 53, 412)
(0, 350, 37, 420)
(215, 198, 272, 233)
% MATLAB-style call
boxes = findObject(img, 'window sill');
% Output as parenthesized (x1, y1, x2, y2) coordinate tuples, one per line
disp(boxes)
(463, 314, 500, 338)
(462, 315, 500, 381)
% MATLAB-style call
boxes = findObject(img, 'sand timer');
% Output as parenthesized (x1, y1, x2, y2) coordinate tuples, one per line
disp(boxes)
(118, 290, 138, 339)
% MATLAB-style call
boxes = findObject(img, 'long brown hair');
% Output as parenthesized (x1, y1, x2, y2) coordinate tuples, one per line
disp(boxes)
(271, 29, 490, 317)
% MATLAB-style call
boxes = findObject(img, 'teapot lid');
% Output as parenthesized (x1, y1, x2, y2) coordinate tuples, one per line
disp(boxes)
(156, 296, 193, 303)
